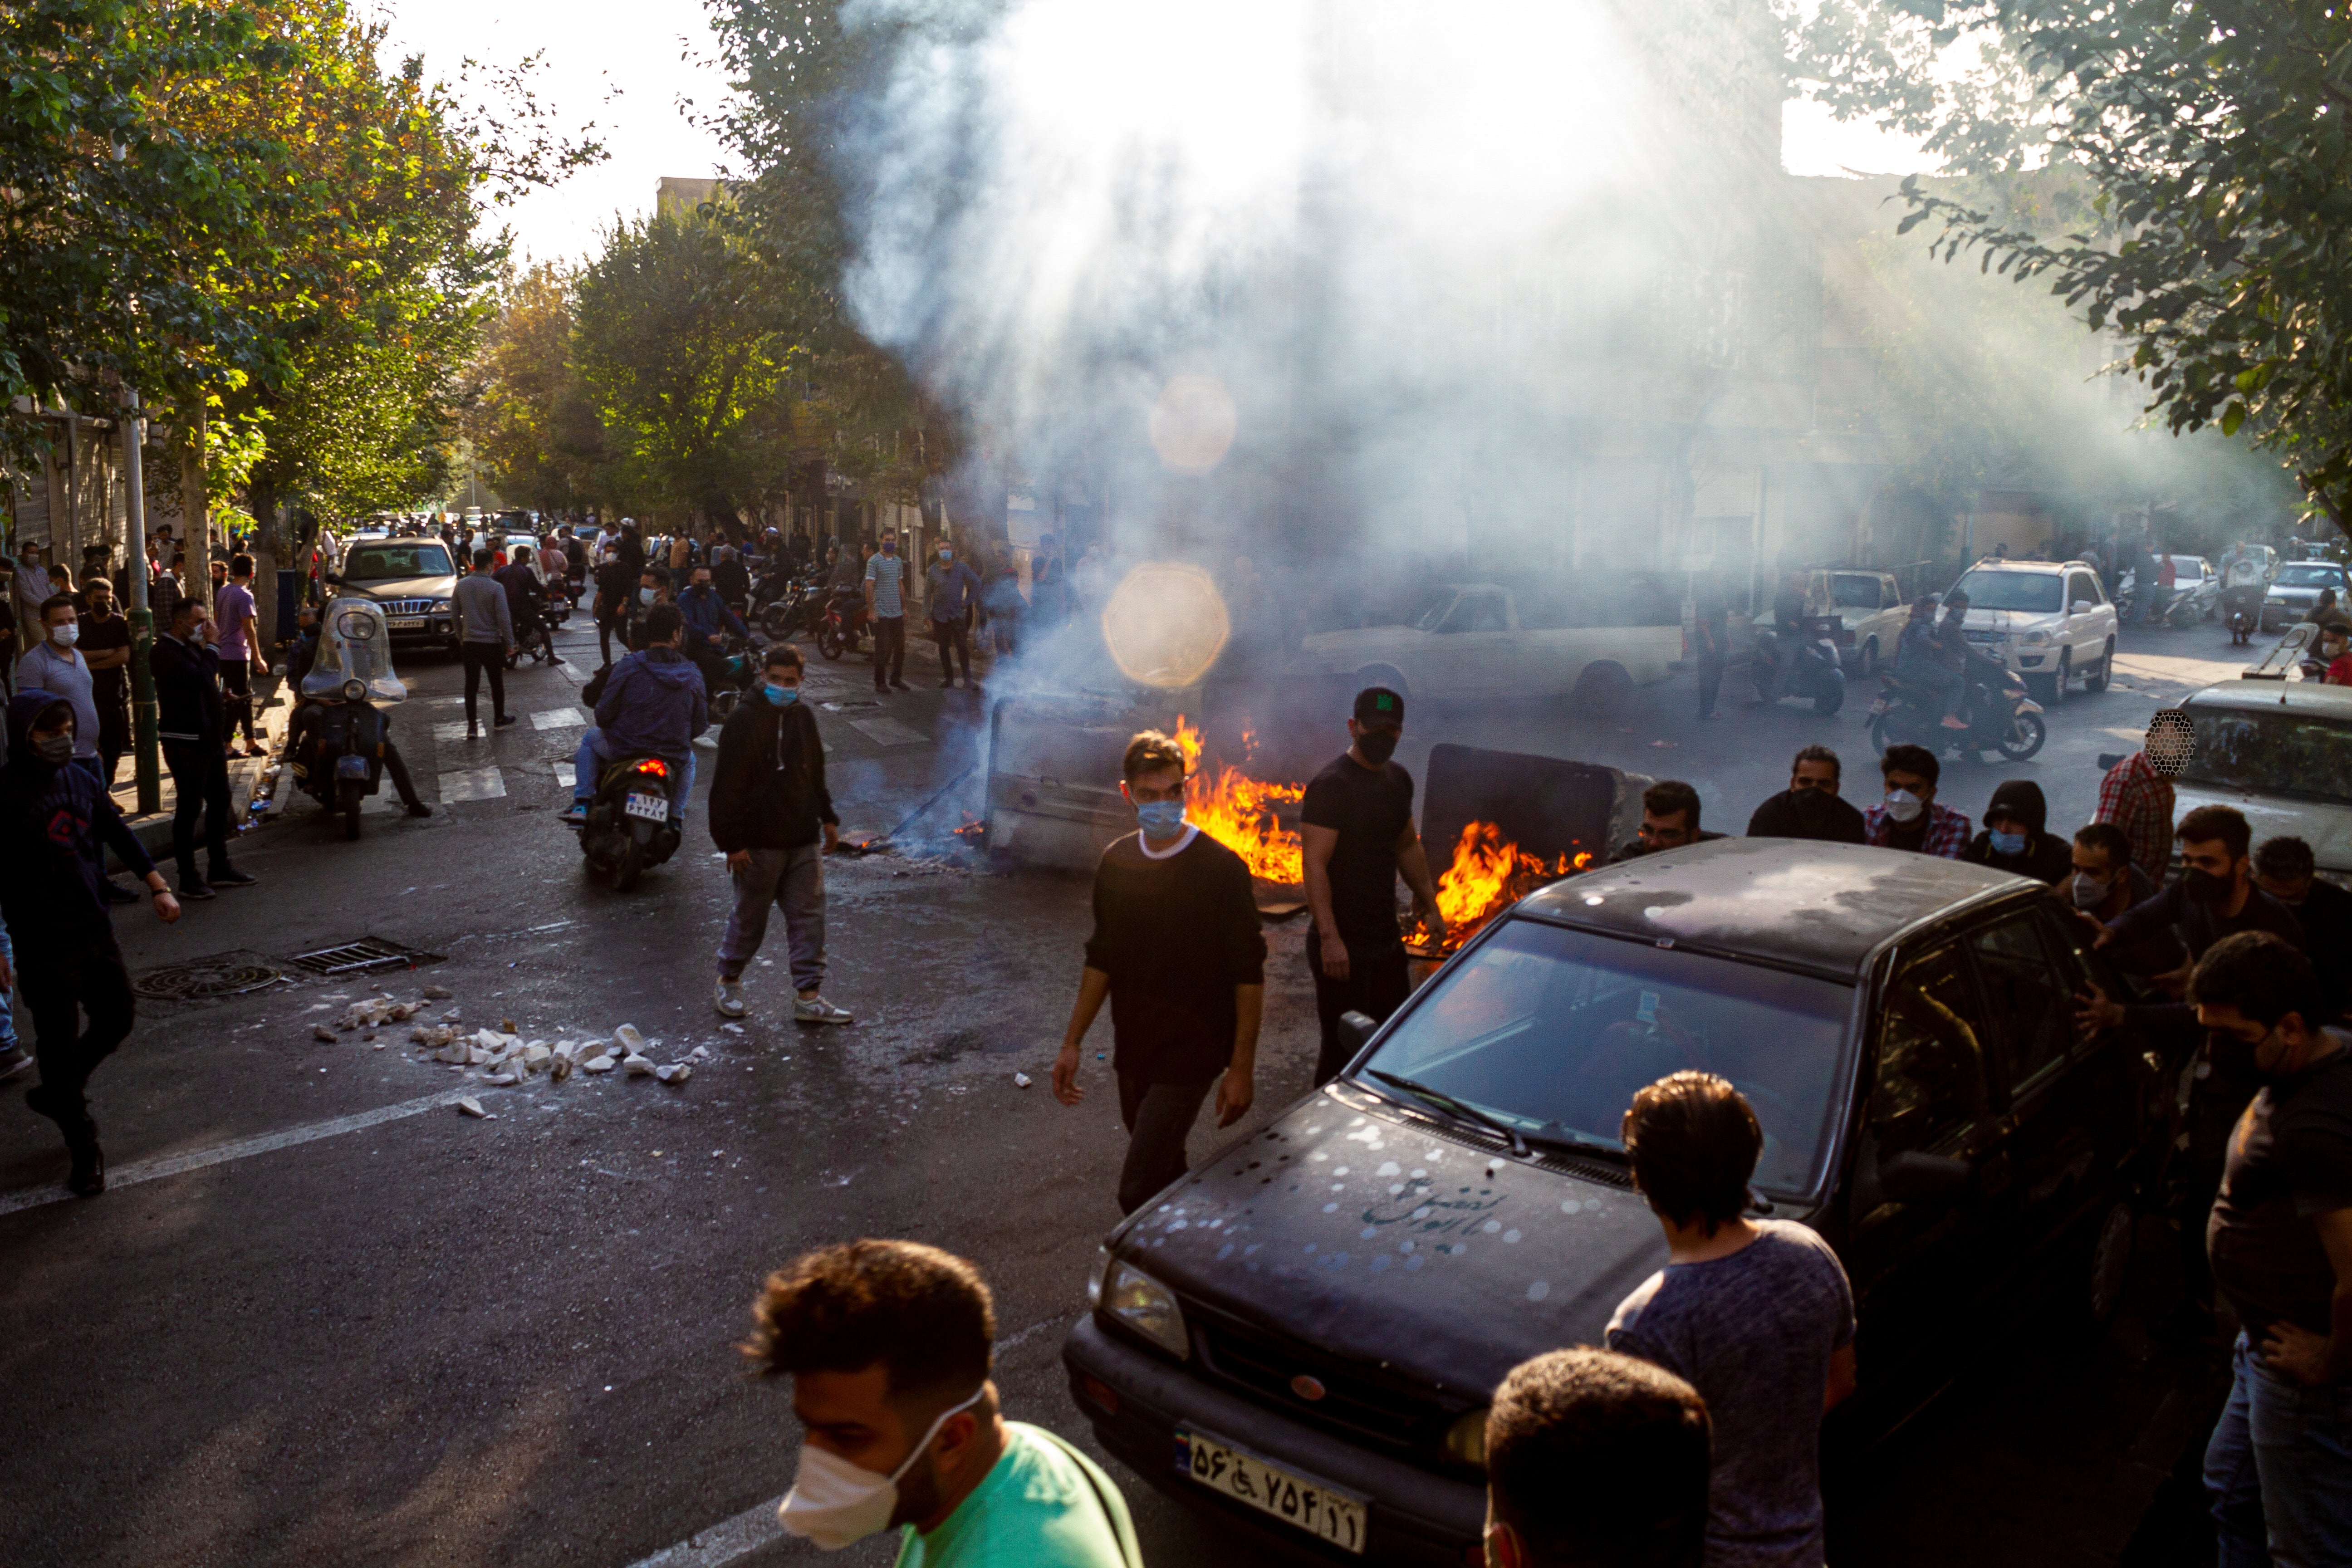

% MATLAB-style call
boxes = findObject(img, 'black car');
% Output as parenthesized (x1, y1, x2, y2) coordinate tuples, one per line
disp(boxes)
(1063, 839, 2173, 1564)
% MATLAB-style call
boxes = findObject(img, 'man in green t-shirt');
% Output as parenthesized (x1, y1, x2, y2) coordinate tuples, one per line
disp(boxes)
(751, 1239, 1141, 1567)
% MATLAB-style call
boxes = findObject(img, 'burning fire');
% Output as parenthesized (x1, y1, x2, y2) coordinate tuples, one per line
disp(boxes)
(1172, 717, 1305, 884)
(1412, 822, 1591, 954)
(951, 815, 987, 845)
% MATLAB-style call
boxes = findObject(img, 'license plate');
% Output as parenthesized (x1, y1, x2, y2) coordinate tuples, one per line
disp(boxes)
(334, 754, 369, 779)
(387, 617, 425, 630)
(1867, 698, 1889, 715)
(1174, 1429, 1367, 1554)
(624, 792, 668, 822)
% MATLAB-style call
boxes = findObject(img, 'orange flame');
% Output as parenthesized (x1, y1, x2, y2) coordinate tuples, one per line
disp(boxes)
(1172, 716, 1305, 884)
(1412, 823, 1590, 953)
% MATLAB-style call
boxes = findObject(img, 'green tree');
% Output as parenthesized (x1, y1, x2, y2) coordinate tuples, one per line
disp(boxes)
(467, 263, 604, 514)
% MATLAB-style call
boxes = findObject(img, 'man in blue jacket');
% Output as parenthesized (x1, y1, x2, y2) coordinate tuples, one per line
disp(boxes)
(678, 564, 748, 692)
(563, 603, 707, 827)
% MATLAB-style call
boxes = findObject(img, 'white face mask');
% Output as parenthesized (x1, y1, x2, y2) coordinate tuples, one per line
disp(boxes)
(49, 621, 78, 648)
(2070, 871, 2111, 909)
(1883, 788, 1924, 823)
(778, 1387, 985, 1550)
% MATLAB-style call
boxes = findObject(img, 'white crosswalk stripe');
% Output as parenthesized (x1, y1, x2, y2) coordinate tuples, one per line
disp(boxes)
(849, 716, 929, 747)
(531, 706, 585, 729)
(553, 762, 576, 788)
(438, 767, 505, 802)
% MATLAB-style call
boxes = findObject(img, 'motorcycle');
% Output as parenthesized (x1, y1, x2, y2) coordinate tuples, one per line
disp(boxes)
(2222, 582, 2264, 646)
(575, 752, 682, 892)
(289, 597, 406, 840)
(816, 588, 870, 661)
(1749, 614, 1847, 715)
(1868, 665, 2047, 761)
(698, 632, 763, 722)
(758, 575, 828, 642)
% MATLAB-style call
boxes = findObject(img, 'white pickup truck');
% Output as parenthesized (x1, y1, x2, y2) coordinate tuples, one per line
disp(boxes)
(1289, 581, 1681, 715)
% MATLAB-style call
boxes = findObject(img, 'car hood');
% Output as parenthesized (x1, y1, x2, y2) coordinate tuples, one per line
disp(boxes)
(343, 575, 454, 600)
(1952, 608, 2043, 635)
(1117, 1089, 1669, 1402)
(2267, 585, 2332, 601)
(2172, 783, 2352, 876)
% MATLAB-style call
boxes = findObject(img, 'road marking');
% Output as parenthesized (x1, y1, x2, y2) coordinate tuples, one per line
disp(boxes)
(623, 1495, 784, 1568)
(0, 1090, 474, 1219)
(432, 720, 480, 742)
(554, 761, 577, 788)
(532, 706, 586, 729)
(440, 767, 505, 802)
(849, 717, 929, 747)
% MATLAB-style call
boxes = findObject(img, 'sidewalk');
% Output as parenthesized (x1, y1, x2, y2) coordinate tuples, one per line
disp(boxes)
(103, 671, 294, 872)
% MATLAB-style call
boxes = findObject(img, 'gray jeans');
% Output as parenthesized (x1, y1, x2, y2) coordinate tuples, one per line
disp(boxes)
(716, 844, 826, 993)
(1117, 1071, 1215, 1215)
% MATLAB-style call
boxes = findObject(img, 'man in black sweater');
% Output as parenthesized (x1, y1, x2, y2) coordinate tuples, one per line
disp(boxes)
(151, 596, 259, 899)
(1054, 730, 1267, 1214)
(1744, 745, 1867, 844)
(708, 644, 849, 1025)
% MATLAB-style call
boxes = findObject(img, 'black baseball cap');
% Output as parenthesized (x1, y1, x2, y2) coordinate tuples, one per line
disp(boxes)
(1354, 686, 1405, 726)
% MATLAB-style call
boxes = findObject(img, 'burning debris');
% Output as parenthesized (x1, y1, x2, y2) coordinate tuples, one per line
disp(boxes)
(1408, 823, 1592, 956)
(1172, 717, 1304, 885)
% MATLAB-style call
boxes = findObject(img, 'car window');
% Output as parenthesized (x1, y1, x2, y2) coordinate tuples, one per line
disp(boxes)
(344, 544, 452, 579)
(2275, 564, 2346, 588)
(1966, 913, 2073, 1094)
(1440, 594, 1510, 633)
(1358, 920, 1853, 1198)
(1950, 568, 2063, 613)
(1830, 574, 1881, 610)
(2178, 710, 2352, 808)
(1870, 945, 1989, 1157)
(2064, 573, 2095, 609)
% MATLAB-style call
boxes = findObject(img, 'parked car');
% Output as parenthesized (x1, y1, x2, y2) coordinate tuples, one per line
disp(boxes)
(1805, 566, 1907, 676)
(2261, 561, 2352, 631)
(1291, 581, 1681, 716)
(1064, 839, 2173, 1565)
(2173, 679, 2352, 883)
(1945, 558, 2119, 701)
(333, 538, 460, 654)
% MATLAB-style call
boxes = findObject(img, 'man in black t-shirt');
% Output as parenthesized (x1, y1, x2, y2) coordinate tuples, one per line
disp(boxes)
(2255, 835, 2352, 1019)
(2189, 935, 2352, 1567)
(1301, 686, 1443, 1085)
(1744, 745, 1867, 844)
(77, 578, 133, 786)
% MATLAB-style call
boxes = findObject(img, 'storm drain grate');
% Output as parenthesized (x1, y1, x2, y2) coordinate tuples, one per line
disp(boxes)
(284, 937, 445, 977)
(134, 951, 292, 1002)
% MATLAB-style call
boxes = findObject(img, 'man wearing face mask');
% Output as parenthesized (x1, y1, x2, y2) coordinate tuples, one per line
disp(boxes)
(593, 546, 635, 667)
(20, 595, 140, 902)
(926, 541, 984, 691)
(2068, 825, 2168, 971)
(2317, 616, 2352, 686)
(709, 644, 850, 1025)
(751, 1240, 1140, 1566)
(1861, 744, 1971, 858)
(2187, 934, 2352, 1567)
(1055, 730, 1265, 1214)
(1744, 745, 1868, 843)
(1303, 687, 1444, 1084)
(76, 579, 132, 785)
(1960, 779, 2072, 885)
(2254, 836, 2352, 1019)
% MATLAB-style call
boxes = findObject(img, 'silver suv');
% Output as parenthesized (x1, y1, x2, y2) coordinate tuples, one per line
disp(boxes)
(1946, 559, 2120, 702)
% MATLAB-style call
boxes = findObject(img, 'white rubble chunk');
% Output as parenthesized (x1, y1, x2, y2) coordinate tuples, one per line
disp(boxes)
(614, 1024, 647, 1057)
(719, 1023, 745, 1035)
(1013, 1072, 1033, 1088)
(485, 1071, 519, 1088)
(456, 1097, 487, 1118)
(422, 985, 453, 1000)
(689, 1046, 711, 1062)
(434, 1042, 471, 1064)
(583, 1056, 616, 1074)
(549, 1054, 574, 1082)
(440, 1008, 463, 1022)
(312, 1025, 338, 1042)
(386, 1002, 416, 1021)
(523, 1044, 553, 1068)
(578, 1039, 613, 1065)
(622, 1054, 655, 1077)
(654, 1063, 692, 1085)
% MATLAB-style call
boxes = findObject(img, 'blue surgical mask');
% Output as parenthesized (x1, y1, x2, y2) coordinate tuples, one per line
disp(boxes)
(1136, 800, 1186, 836)
(639, 587, 656, 606)
(764, 682, 799, 706)
(1989, 828, 2027, 856)
(939, 548, 953, 561)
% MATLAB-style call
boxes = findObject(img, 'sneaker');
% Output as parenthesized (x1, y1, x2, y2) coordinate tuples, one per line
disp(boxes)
(495, 714, 518, 729)
(559, 802, 590, 826)
(179, 879, 218, 901)
(407, 802, 432, 818)
(208, 868, 258, 888)
(940, 678, 955, 689)
(65, 1127, 104, 1197)
(101, 880, 140, 905)
(0, 1046, 33, 1083)
(793, 995, 855, 1025)
(715, 979, 747, 1018)
(1940, 715, 1969, 730)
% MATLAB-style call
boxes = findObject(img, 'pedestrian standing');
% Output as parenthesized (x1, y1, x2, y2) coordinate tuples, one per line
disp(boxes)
(1302, 686, 1445, 1084)
(1029, 532, 1068, 635)
(2096, 742, 2178, 886)
(1693, 572, 1728, 721)
(752, 1240, 1141, 1566)
(1960, 779, 2072, 885)
(1606, 1072, 1857, 1568)
(452, 548, 516, 735)
(151, 597, 258, 899)
(593, 545, 634, 666)
(1483, 1348, 1711, 1568)
(982, 545, 1025, 659)
(709, 645, 852, 1026)
(20, 595, 138, 902)
(2190, 935, 2352, 1568)
(1053, 730, 1266, 1214)
(926, 542, 984, 690)
(7, 541, 54, 653)
(1862, 744, 1971, 858)
(0, 914, 26, 1083)
(1744, 745, 1867, 843)
(0, 691, 183, 1195)
(866, 527, 910, 694)
(77, 577, 132, 786)
(213, 554, 265, 756)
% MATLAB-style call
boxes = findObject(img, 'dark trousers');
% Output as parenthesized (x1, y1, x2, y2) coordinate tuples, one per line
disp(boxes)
(460, 642, 507, 723)
(163, 739, 233, 882)
(1308, 938, 1412, 1085)
(382, 741, 426, 811)
(220, 657, 258, 746)
(19, 935, 135, 1122)
(596, 610, 622, 666)
(98, 687, 129, 784)
(1696, 652, 1725, 718)
(931, 616, 971, 682)
(1117, 1070, 1215, 1215)
(872, 614, 906, 688)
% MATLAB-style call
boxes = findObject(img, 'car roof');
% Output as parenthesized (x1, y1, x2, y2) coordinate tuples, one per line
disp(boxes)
(1515, 838, 2029, 980)
(1959, 559, 2073, 574)
(2188, 681, 2352, 719)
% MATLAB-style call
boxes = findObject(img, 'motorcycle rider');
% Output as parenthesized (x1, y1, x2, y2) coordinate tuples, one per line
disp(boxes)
(562, 603, 707, 828)
(1934, 590, 2014, 731)
(496, 545, 559, 666)
(678, 564, 749, 693)
(1892, 595, 1969, 731)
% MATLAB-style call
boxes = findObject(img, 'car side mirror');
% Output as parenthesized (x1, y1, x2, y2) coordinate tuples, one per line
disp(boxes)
(2069, 601, 2092, 614)
(1337, 1010, 1379, 1059)
(1878, 1150, 1974, 1205)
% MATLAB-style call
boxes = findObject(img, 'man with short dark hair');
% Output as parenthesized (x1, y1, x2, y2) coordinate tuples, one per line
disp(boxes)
(926, 540, 985, 690)
(1616, 780, 1722, 862)
(1055, 730, 1266, 1213)
(564, 603, 706, 828)
(1862, 744, 1970, 858)
(453, 547, 516, 734)
(2255, 836, 2352, 1017)
(866, 527, 910, 693)
(1302, 687, 1444, 1084)
(1485, 1347, 1712, 1568)
(151, 597, 260, 898)
(2070, 823, 2155, 922)
(76, 577, 131, 785)
(1744, 745, 1867, 843)
(679, 563, 747, 689)
(750, 1240, 1138, 1564)
(213, 553, 264, 755)
(1607, 1072, 1856, 1568)
(2189, 934, 2352, 1566)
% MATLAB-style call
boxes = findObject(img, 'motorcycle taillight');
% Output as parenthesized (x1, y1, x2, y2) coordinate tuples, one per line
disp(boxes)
(634, 758, 669, 779)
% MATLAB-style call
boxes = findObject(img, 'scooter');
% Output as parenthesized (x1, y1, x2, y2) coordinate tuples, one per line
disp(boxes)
(816, 589, 871, 661)
(2222, 583, 2264, 646)
(576, 752, 682, 892)
(1749, 614, 1848, 715)
(291, 678, 396, 840)
(1868, 666, 2047, 761)
(699, 632, 763, 722)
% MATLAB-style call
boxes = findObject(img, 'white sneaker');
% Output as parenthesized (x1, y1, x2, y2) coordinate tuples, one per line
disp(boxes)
(714, 979, 746, 1019)
(793, 995, 854, 1025)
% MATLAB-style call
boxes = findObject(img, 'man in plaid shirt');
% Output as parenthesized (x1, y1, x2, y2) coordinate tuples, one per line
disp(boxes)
(2095, 748, 2176, 881)
(1862, 743, 1973, 858)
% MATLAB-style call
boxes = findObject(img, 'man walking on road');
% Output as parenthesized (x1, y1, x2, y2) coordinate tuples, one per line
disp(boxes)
(1054, 730, 1266, 1214)
(866, 528, 910, 693)
(2097, 739, 2179, 887)
(709, 644, 852, 1027)
(151, 598, 259, 899)
(926, 541, 984, 689)
(0, 691, 183, 1196)
(1303, 686, 1444, 1085)
(453, 548, 515, 735)
(21, 594, 139, 902)
(752, 1239, 1141, 1566)
(214, 554, 265, 756)
(593, 544, 635, 666)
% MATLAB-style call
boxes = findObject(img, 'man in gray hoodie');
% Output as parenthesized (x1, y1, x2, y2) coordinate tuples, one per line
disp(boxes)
(562, 603, 706, 826)
(452, 547, 515, 735)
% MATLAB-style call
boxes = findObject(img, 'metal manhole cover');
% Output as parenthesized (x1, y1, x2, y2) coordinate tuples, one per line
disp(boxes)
(284, 937, 445, 976)
(134, 951, 291, 1001)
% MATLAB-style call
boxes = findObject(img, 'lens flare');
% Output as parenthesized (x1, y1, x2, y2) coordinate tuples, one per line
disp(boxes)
(1101, 563, 1231, 687)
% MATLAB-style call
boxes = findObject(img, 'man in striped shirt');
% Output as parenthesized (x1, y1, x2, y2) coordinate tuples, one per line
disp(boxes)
(864, 528, 909, 694)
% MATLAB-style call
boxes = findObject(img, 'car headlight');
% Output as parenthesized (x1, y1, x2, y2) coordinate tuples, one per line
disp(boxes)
(1443, 1407, 1490, 1469)
(1099, 1257, 1189, 1359)
(432, 598, 452, 612)
(2020, 629, 2049, 647)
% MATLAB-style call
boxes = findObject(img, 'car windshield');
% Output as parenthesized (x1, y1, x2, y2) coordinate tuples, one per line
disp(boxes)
(2275, 565, 2344, 588)
(2179, 708, 2352, 807)
(345, 543, 452, 579)
(1410, 587, 1461, 632)
(1357, 919, 1852, 1199)
(1950, 568, 2063, 613)
(1830, 575, 1881, 609)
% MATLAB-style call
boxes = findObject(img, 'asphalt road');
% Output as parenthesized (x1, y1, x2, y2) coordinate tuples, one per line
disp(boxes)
(0, 604, 2257, 1568)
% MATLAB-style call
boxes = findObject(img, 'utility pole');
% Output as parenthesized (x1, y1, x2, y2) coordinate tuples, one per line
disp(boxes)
(122, 388, 161, 814)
